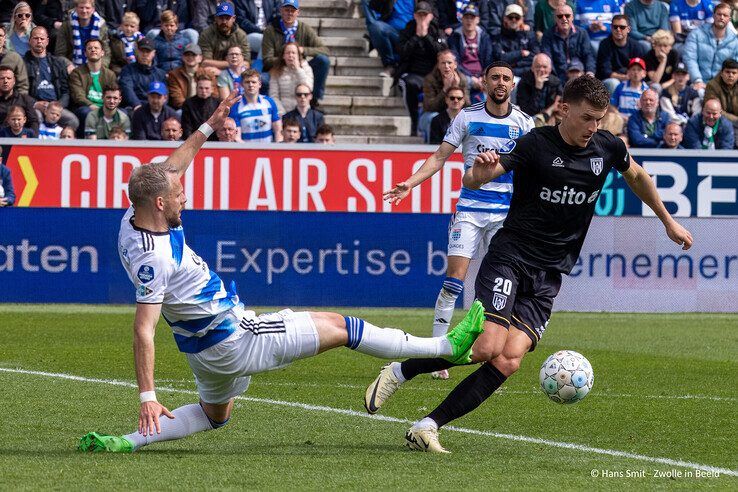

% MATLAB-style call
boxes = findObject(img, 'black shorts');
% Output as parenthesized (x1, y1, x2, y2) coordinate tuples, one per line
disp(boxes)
(475, 255, 562, 351)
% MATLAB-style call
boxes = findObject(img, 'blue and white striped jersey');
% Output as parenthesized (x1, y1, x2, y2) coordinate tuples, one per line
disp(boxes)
(443, 102, 534, 215)
(228, 95, 280, 143)
(118, 207, 241, 354)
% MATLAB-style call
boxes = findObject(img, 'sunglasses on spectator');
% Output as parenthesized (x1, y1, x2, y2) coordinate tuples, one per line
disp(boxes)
(556, 14, 572, 19)
(295, 92, 312, 97)
(612, 24, 628, 30)
(16, 13, 31, 19)
(506, 15, 521, 20)
(447, 96, 464, 101)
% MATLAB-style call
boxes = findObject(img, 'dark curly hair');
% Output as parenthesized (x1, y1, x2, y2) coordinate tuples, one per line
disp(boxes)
(562, 75, 610, 110)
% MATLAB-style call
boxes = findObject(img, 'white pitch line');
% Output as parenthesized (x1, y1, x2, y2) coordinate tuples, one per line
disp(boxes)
(1, 366, 736, 478)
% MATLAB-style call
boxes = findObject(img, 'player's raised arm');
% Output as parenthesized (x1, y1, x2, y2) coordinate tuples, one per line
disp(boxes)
(622, 157, 693, 250)
(164, 91, 242, 177)
(463, 150, 506, 190)
(383, 142, 457, 205)
(132, 302, 174, 436)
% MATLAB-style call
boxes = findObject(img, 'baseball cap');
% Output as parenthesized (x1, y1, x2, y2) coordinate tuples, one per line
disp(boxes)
(280, 0, 299, 8)
(216, 1, 235, 17)
(629, 57, 646, 70)
(148, 81, 168, 96)
(184, 43, 201, 55)
(504, 4, 524, 17)
(462, 5, 480, 17)
(415, 1, 433, 13)
(567, 60, 584, 72)
(137, 38, 155, 51)
(674, 62, 689, 74)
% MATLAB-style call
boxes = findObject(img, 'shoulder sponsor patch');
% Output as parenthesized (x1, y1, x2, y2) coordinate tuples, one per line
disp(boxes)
(137, 284, 154, 297)
(498, 139, 516, 154)
(137, 264, 155, 284)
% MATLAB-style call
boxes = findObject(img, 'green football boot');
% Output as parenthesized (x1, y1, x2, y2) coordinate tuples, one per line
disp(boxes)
(78, 432, 134, 453)
(445, 299, 486, 364)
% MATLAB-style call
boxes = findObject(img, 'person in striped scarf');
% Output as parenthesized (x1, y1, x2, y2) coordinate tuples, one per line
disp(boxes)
(110, 12, 143, 74)
(55, 0, 111, 68)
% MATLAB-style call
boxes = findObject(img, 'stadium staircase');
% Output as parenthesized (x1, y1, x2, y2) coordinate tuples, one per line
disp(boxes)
(299, 0, 423, 144)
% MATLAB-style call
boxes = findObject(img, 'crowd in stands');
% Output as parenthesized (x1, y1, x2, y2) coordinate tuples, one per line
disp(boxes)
(0, 0, 737, 157)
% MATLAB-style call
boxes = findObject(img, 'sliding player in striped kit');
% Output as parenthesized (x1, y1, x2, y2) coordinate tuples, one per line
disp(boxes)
(381, 61, 533, 381)
(78, 91, 484, 454)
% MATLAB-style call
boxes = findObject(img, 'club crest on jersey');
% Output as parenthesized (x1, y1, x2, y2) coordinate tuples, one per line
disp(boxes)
(451, 228, 462, 241)
(498, 139, 516, 154)
(508, 126, 520, 139)
(590, 158, 604, 176)
(137, 265, 155, 284)
(492, 293, 507, 311)
(137, 284, 153, 297)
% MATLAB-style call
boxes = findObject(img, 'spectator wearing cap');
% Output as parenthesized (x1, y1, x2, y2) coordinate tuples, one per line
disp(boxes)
(611, 57, 649, 119)
(234, 0, 280, 59)
(516, 53, 561, 119)
(624, 0, 669, 52)
(660, 62, 701, 124)
(482, 0, 534, 39)
(1, 153, 16, 207)
(181, 74, 221, 139)
(110, 12, 143, 75)
(658, 121, 685, 148)
(566, 60, 585, 79)
(597, 14, 647, 93)
(448, 4, 494, 102)
(494, 3, 539, 78)
(575, 0, 620, 53)
(669, 0, 714, 43)
(161, 117, 183, 141)
(283, 82, 324, 142)
(269, 41, 313, 113)
(684, 2, 738, 93)
(535, 0, 574, 38)
(684, 98, 735, 149)
(119, 38, 167, 111)
(421, 49, 469, 140)
(199, 1, 251, 70)
(362, 0, 415, 77)
(55, 0, 111, 68)
(429, 85, 465, 145)
(397, 1, 446, 136)
(644, 29, 680, 91)
(153, 10, 190, 72)
(167, 43, 216, 111)
(228, 68, 282, 142)
(216, 45, 249, 100)
(130, 80, 178, 140)
(68, 38, 117, 133)
(540, 4, 595, 84)
(262, 0, 330, 102)
(216, 116, 241, 141)
(627, 89, 670, 147)
(705, 58, 738, 133)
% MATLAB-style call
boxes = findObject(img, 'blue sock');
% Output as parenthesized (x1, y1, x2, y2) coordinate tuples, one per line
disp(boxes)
(344, 316, 365, 349)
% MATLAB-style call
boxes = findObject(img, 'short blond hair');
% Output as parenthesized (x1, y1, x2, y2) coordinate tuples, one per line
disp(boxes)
(122, 12, 140, 26)
(128, 163, 177, 208)
(651, 29, 674, 47)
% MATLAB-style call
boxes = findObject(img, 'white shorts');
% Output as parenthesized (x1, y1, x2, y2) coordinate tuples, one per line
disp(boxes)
(185, 309, 320, 404)
(447, 211, 506, 260)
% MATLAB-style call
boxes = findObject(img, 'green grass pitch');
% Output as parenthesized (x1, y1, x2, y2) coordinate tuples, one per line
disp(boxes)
(0, 305, 736, 490)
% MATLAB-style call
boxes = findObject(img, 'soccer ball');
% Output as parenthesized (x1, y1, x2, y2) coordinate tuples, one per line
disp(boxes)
(539, 350, 594, 404)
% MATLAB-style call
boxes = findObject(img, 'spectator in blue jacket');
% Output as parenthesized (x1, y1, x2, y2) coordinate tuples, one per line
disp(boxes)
(153, 10, 189, 72)
(448, 5, 493, 101)
(493, 4, 539, 78)
(0, 157, 15, 207)
(627, 89, 670, 147)
(119, 38, 167, 111)
(540, 3, 596, 84)
(234, 0, 279, 58)
(683, 3, 738, 92)
(596, 14, 647, 93)
(683, 98, 735, 149)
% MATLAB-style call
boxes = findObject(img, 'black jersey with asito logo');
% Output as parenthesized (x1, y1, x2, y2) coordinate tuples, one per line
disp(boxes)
(492, 125, 630, 274)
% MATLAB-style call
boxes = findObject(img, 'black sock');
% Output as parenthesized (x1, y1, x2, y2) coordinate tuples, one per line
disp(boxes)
(427, 363, 507, 428)
(400, 358, 456, 380)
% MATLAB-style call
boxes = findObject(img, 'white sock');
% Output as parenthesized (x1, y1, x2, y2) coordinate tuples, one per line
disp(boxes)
(345, 317, 451, 359)
(124, 403, 213, 450)
(390, 361, 406, 383)
(433, 278, 464, 337)
(415, 417, 438, 430)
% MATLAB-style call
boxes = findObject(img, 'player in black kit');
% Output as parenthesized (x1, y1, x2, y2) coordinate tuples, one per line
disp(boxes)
(364, 76, 694, 453)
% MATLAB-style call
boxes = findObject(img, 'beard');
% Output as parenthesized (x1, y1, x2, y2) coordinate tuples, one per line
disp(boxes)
(164, 207, 182, 228)
(490, 91, 509, 105)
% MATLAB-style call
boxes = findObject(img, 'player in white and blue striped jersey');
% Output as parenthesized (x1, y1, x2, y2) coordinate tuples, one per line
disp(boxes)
(382, 61, 533, 380)
(78, 91, 484, 454)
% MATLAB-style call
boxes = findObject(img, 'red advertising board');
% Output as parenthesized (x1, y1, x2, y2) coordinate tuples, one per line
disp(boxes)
(4, 142, 464, 212)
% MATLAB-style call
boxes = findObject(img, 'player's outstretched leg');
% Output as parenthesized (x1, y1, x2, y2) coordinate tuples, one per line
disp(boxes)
(363, 301, 484, 414)
(79, 403, 225, 453)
